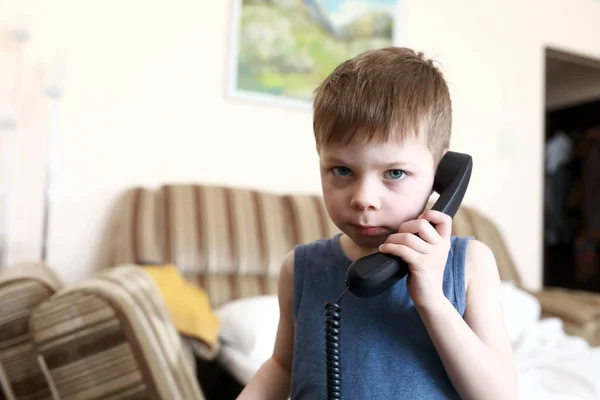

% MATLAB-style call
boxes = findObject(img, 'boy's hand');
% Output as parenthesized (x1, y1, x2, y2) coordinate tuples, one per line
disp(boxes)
(378, 210, 452, 310)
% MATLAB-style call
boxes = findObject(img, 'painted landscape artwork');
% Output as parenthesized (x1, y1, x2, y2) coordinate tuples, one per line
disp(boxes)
(229, 0, 396, 106)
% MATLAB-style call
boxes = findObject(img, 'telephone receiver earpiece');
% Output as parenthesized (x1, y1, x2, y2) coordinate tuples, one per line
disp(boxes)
(344, 151, 473, 298)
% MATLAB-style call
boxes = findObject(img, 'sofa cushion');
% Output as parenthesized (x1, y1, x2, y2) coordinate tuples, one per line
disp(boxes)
(156, 185, 292, 277)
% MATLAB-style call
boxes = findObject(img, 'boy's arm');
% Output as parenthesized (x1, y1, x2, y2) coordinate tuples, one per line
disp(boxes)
(417, 239, 518, 400)
(236, 250, 296, 400)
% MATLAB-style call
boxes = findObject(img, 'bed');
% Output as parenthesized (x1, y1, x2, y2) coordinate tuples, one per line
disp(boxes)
(215, 282, 600, 399)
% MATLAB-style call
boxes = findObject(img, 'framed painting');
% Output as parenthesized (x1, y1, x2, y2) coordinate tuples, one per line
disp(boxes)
(227, 0, 398, 108)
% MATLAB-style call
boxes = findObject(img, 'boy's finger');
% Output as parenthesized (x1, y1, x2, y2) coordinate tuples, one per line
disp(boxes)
(419, 210, 452, 241)
(384, 232, 429, 254)
(378, 243, 421, 265)
(398, 218, 441, 244)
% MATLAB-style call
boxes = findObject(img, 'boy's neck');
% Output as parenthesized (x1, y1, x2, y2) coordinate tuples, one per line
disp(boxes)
(338, 234, 380, 261)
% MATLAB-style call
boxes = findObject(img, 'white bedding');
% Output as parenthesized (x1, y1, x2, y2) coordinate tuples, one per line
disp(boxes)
(513, 317, 600, 399)
(215, 284, 600, 399)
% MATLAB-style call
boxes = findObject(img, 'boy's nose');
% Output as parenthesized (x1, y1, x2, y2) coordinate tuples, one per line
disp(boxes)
(350, 182, 380, 211)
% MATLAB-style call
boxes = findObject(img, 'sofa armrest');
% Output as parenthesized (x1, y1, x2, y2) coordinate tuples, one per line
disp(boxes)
(527, 287, 600, 346)
(530, 287, 600, 324)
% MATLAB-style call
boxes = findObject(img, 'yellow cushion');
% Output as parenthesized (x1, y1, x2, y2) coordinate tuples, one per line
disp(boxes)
(141, 264, 219, 349)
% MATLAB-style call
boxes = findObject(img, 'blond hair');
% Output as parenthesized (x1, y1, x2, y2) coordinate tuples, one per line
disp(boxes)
(313, 47, 452, 163)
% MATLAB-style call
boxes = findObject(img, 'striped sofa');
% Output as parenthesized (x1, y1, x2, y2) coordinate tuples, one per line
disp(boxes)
(104, 183, 600, 346)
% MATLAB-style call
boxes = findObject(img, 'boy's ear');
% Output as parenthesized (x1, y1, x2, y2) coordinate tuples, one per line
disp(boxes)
(434, 148, 449, 170)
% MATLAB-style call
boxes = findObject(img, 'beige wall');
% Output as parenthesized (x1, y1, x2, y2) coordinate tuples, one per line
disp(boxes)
(2, 0, 600, 289)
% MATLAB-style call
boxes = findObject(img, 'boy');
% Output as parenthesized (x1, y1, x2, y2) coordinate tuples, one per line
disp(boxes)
(237, 47, 517, 399)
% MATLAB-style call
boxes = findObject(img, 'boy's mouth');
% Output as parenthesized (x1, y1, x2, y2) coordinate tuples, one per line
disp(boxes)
(351, 224, 385, 236)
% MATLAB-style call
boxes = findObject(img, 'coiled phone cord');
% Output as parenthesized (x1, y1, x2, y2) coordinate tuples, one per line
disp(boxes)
(324, 287, 348, 400)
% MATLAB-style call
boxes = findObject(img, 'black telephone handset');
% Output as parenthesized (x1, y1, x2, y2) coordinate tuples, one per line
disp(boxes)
(324, 151, 473, 400)
(344, 151, 473, 298)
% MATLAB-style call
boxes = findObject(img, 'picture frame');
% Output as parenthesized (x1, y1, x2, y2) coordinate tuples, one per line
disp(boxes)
(227, 0, 398, 109)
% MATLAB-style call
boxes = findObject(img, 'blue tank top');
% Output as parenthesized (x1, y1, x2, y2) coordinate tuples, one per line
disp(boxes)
(290, 234, 472, 400)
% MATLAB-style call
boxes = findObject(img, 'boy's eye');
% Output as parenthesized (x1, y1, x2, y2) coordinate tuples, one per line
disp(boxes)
(384, 169, 406, 180)
(332, 166, 352, 176)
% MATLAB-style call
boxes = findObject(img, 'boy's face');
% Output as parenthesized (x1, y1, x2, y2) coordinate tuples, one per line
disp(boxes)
(319, 136, 436, 253)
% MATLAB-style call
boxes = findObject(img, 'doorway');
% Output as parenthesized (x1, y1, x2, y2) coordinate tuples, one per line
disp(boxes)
(543, 47, 600, 293)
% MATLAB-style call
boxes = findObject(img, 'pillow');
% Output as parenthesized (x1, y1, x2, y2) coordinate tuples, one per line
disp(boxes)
(140, 265, 220, 353)
(500, 281, 541, 344)
(215, 295, 279, 363)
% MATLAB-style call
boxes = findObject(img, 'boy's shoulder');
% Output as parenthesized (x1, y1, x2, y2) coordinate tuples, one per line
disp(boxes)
(447, 236, 495, 266)
(460, 238, 499, 288)
(461, 238, 495, 264)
